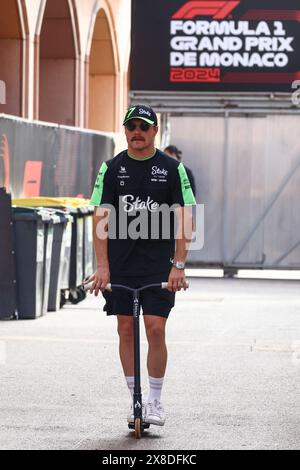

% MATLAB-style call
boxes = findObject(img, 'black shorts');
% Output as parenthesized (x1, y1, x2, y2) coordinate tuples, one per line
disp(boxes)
(102, 272, 175, 319)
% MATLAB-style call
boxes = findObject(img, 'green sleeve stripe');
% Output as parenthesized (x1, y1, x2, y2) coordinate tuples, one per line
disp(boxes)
(90, 162, 108, 206)
(178, 163, 196, 206)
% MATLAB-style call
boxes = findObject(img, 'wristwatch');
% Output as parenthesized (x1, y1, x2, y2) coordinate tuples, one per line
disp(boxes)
(171, 260, 186, 270)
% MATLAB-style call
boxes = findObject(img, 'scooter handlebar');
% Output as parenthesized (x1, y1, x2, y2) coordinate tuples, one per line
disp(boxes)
(84, 281, 189, 291)
(83, 282, 112, 291)
(161, 282, 189, 289)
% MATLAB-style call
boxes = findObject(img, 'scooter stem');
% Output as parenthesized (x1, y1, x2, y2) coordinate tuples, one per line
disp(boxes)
(133, 290, 142, 420)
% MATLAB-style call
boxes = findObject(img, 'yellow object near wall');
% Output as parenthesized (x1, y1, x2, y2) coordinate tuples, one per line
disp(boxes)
(12, 197, 92, 208)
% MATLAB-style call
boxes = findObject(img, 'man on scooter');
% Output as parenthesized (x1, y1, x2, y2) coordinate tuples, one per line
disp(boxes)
(86, 105, 196, 426)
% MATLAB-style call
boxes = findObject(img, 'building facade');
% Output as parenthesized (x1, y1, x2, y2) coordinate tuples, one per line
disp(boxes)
(0, 0, 131, 132)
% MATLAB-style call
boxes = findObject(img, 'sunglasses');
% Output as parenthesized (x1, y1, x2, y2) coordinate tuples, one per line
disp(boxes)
(125, 121, 152, 132)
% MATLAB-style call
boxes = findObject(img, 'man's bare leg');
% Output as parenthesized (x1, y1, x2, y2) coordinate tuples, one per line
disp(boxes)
(117, 315, 134, 377)
(144, 315, 167, 377)
(143, 315, 167, 425)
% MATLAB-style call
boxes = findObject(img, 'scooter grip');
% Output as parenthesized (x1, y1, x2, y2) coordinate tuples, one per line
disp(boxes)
(161, 282, 189, 289)
(83, 282, 111, 291)
(83, 282, 93, 291)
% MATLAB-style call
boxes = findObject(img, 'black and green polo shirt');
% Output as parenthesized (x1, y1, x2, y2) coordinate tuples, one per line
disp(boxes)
(90, 149, 196, 277)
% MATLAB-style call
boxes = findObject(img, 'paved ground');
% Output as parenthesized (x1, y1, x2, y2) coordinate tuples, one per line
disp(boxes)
(0, 276, 300, 450)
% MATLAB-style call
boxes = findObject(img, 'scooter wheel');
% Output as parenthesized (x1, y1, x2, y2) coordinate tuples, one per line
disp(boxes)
(135, 418, 142, 439)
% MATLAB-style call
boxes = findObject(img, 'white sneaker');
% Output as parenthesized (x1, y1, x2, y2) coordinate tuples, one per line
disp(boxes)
(145, 399, 166, 426)
(127, 402, 146, 424)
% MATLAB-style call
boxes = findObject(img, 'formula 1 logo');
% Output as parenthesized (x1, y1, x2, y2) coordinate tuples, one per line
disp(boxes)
(172, 1, 240, 20)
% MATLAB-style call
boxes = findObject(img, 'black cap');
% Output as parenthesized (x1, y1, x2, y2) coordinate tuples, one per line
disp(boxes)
(164, 145, 182, 159)
(123, 104, 158, 126)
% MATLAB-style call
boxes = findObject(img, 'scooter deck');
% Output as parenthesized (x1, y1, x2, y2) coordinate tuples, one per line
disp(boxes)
(128, 422, 150, 430)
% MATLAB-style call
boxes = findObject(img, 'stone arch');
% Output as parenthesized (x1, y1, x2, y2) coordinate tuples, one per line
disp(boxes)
(87, 2, 120, 132)
(38, 0, 79, 125)
(0, 0, 28, 116)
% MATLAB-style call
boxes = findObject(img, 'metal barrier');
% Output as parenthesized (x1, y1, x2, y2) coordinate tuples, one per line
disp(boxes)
(0, 114, 115, 198)
(170, 113, 300, 270)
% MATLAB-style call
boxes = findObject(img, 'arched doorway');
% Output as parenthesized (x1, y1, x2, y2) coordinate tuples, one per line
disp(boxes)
(39, 0, 78, 125)
(88, 7, 118, 132)
(0, 0, 27, 116)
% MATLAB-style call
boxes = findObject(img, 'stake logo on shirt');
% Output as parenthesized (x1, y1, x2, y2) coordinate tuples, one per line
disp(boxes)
(151, 166, 168, 183)
(122, 194, 159, 213)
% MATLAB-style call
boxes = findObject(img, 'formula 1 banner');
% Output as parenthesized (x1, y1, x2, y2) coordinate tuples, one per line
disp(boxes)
(131, 0, 300, 92)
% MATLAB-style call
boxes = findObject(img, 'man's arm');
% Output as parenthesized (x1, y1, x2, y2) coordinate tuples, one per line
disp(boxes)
(85, 159, 116, 294)
(167, 206, 193, 292)
(84, 207, 111, 295)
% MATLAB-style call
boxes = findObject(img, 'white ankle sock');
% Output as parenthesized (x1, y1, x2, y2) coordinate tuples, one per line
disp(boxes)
(147, 376, 164, 403)
(125, 376, 134, 398)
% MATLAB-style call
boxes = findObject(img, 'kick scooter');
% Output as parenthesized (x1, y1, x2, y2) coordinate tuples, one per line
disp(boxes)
(85, 281, 189, 439)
